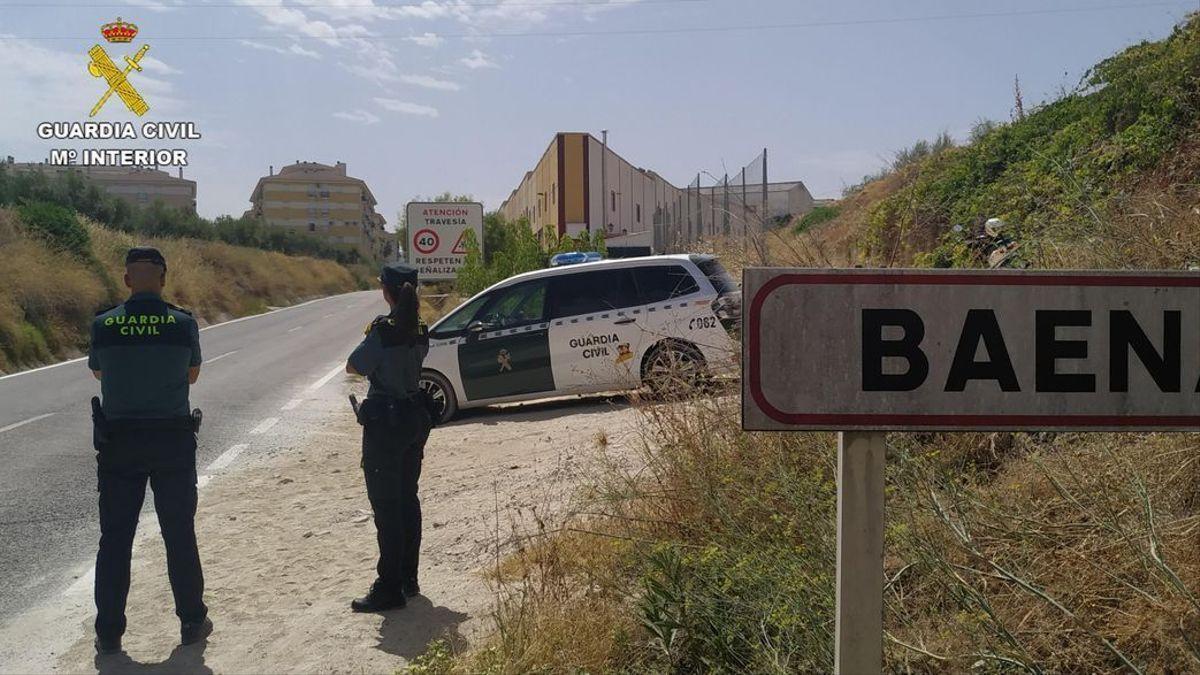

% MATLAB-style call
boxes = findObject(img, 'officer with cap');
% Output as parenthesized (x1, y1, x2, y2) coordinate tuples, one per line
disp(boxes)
(345, 262, 434, 612)
(88, 246, 212, 655)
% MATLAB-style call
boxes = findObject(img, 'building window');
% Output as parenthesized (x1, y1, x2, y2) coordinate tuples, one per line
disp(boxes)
(308, 223, 316, 232)
(137, 192, 148, 203)
(611, 191, 616, 212)
(636, 204, 641, 223)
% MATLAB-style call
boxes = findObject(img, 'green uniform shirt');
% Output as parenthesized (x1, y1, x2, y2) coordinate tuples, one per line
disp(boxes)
(88, 292, 201, 420)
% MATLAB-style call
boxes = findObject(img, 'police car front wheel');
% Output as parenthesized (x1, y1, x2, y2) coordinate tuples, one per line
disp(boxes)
(642, 342, 708, 397)
(419, 370, 458, 425)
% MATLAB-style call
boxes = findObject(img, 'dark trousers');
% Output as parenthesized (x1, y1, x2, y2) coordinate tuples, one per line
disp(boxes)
(95, 429, 206, 640)
(362, 411, 428, 590)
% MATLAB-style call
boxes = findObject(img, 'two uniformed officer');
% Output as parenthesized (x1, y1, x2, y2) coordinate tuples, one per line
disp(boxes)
(88, 247, 212, 655)
(345, 262, 433, 612)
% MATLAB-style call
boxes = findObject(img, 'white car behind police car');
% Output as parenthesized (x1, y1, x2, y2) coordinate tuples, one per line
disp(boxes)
(419, 254, 740, 423)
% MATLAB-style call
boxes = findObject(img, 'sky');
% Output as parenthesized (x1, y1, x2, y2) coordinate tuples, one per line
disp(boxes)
(0, 0, 1194, 227)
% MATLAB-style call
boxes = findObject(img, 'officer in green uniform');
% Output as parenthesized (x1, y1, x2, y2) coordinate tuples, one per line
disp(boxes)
(346, 262, 433, 612)
(88, 247, 212, 655)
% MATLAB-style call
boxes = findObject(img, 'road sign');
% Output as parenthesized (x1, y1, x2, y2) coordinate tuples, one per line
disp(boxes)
(741, 267, 1200, 674)
(405, 202, 484, 281)
(744, 269, 1200, 432)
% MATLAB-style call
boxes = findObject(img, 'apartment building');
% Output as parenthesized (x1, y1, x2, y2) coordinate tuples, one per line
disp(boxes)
(6, 159, 197, 212)
(497, 133, 815, 254)
(244, 161, 387, 261)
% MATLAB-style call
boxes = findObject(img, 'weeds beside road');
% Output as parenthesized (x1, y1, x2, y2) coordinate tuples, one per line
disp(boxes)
(0, 208, 361, 373)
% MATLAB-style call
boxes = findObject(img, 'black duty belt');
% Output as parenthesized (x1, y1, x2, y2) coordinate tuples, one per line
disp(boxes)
(105, 416, 196, 432)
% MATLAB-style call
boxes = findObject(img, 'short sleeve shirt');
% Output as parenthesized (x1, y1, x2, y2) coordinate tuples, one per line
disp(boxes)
(89, 292, 200, 419)
(348, 316, 428, 399)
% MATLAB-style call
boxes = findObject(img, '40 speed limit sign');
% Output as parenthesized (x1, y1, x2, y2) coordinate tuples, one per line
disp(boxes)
(405, 201, 484, 281)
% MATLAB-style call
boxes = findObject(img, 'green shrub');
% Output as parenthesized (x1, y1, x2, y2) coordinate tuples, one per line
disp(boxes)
(17, 201, 90, 258)
(793, 205, 840, 233)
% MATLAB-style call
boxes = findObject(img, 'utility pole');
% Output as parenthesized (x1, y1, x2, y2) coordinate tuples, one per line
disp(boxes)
(601, 130, 608, 235)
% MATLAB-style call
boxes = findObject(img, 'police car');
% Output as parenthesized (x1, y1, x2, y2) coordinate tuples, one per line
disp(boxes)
(419, 254, 740, 423)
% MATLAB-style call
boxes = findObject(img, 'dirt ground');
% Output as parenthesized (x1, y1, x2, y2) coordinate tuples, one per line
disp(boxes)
(0, 381, 638, 674)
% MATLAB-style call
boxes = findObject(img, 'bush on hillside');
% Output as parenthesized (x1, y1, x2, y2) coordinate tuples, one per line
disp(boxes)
(792, 204, 840, 234)
(858, 14, 1200, 266)
(17, 201, 90, 258)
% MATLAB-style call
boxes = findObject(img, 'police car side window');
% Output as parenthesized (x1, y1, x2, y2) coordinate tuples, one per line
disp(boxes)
(550, 269, 639, 318)
(480, 281, 547, 328)
(432, 294, 490, 336)
(634, 265, 700, 304)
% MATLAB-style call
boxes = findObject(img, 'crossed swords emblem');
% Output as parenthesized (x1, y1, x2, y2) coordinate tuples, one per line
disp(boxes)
(87, 43, 150, 117)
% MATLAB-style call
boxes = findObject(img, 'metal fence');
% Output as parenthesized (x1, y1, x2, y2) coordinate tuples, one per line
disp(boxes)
(659, 148, 768, 253)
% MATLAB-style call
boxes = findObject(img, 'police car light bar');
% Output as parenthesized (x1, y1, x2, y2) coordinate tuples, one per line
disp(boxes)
(549, 251, 603, 267)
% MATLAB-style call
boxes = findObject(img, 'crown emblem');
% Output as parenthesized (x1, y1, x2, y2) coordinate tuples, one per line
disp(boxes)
(100, 17, 138, 43)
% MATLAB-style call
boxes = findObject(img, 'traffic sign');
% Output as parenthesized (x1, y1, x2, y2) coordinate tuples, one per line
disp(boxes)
(405, 202, 484, 281)
(743, 269, 1200, 432)
(741, 267, 1200, 674)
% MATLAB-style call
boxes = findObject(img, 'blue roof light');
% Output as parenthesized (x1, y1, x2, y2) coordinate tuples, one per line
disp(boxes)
(550, 251, 603, 267)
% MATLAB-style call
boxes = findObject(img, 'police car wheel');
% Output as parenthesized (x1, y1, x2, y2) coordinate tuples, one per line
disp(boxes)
(419, 371, 457, 424)
(642, 342, 707, 397)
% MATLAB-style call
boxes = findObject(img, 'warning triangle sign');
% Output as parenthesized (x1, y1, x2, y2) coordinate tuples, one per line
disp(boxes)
(451, 230, 469, 255)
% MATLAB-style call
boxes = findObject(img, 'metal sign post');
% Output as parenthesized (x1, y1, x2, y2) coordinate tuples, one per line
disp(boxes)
(835, 431, 885, 674)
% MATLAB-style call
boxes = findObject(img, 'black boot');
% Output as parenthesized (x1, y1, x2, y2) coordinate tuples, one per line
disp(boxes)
(402, 579, 421, 598)
(351, 581, 406, 612)
(180, 617, 213, 646)
(94, 635, 122, 656)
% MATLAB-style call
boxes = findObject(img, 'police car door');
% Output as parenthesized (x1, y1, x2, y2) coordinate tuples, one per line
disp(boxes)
(457, 279, 555, 402)
(547, 267, 643, 392)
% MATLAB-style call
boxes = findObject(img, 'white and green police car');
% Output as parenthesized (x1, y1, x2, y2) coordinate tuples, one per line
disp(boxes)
(419, 254, 740, 423)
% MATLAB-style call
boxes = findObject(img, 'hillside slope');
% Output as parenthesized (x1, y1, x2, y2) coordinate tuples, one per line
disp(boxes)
(0, 208, 360, 373)
(797, 14, 1200, 271)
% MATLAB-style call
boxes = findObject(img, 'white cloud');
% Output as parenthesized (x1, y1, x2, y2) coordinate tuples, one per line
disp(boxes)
(399, 74, 461, 91)
(407, 32, 443, 47)
(375, 97, 439, 118)
(333, 109, 381, 124)
(239, 40, 321, 59)
(459, 49, 498, 70)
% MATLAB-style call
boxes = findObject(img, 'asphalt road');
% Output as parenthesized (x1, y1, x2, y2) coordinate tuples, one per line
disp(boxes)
(0, 290, 381, 625)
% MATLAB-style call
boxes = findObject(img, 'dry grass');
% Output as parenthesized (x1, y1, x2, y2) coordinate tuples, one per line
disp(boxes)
(0, 208, 359, 373)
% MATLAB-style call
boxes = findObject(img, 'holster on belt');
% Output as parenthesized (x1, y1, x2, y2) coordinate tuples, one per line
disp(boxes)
(91, 396, 109, 448)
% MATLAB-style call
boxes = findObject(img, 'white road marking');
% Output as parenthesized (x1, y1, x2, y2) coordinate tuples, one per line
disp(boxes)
(0, 291, 368, 382)
(205, 350, 238, 365)
(249, 417, 279, 435)
(288, 326, 303, 333)
(322, 313, 335, 319)
(306, 363, 345, 393)
(207, 444, 248, 472)
(281, 398, 304, 411)
(0, 413, 56, 435)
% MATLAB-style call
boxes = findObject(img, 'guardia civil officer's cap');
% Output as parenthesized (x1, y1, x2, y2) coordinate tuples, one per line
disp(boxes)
(380, 262, 418, 287)
(125, 246, 167, 270)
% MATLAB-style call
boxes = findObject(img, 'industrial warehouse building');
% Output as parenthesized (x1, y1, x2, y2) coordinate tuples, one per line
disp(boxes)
(244, 161, 388, 261)
(498, 132, 815, 254)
